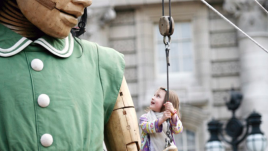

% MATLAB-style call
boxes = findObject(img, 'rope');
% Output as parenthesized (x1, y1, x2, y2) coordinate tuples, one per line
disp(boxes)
(162, 0, 165, 16)
(162, 0, 172, 17)
(161, 0, 173, 146)
(165, 44, 170, 103)
(201, 0, 268, 54)
(254, 0, 268, 14)
(169, 0, 171, 17)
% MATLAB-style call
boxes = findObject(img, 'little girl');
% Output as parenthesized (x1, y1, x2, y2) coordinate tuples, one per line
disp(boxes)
(139, 87, 183, 151)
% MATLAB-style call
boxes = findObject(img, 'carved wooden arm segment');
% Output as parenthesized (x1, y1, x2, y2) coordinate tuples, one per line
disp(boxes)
(104, 77, 141, 151)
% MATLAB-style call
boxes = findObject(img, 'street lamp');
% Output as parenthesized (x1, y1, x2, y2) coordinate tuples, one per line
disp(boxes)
(205, 120, 225, 151)
(247, 112, 267, 151)
(206, 89, 267, 151)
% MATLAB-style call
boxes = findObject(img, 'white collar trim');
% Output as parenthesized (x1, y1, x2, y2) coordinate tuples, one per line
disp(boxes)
(34, 35, 74, 58)
(0, 37, 32, 57)
(0, 35, 74, 58)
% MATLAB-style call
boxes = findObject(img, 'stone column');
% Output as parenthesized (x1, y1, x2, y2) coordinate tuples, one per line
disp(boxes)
(224, 0, 268, 149)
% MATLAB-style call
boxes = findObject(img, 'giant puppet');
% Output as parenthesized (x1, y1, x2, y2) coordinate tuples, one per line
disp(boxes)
(0, 0, 140, 150)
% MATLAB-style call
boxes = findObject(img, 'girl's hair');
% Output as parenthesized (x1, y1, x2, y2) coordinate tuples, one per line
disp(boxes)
(159, 87, 180, 118)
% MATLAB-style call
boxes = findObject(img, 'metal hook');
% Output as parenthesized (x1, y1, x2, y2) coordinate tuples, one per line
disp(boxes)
(163, 36, 171, 46)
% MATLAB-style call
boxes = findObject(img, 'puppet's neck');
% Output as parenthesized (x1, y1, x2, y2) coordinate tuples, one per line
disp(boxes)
(0, 0, 44, 40)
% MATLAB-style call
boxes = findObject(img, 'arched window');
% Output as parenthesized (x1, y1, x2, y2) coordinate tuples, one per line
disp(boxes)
(174, 129, 196, 151)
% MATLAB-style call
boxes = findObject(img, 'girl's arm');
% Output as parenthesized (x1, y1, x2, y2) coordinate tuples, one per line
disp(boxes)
(139, 114, 163, 134)
(170, 114, 183, 134)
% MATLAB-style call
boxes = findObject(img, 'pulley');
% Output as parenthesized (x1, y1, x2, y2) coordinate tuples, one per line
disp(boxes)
(159, 0, 174, 45)
(159, 16, 174, 37)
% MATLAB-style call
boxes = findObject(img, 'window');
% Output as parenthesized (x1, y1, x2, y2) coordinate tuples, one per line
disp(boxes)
(175, 129, 196, 151)
(155, 22, 194, 75)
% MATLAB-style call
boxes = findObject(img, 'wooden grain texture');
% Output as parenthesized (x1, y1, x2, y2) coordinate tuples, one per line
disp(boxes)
(0, 15, 34, 27)
(3, 2, 24, 18)
(105, 77, 141, 151)
(36, 0, 56, 10)
(0, 11, 33, 26)
(7, 0, 19, 9)
(2, 7, 26, 21)
(104, 108, 141, 151)
(113, 92, 125, 110)
(0, 1, 43, 38)
(113, 77, 134, 110)
(126, 143, 139, 151)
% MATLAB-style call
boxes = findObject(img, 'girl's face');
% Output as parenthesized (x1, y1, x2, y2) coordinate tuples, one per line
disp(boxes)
(150, 89, 166, 112)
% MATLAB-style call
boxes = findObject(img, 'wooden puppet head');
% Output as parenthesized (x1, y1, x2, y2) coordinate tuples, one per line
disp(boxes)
(15, 0, 92, 38)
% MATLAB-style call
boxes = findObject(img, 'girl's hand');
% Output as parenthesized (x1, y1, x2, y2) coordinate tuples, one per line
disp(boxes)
(164, 102, 175, 114)
(158, 111, 172, 126)
(161, 110, 172, 121)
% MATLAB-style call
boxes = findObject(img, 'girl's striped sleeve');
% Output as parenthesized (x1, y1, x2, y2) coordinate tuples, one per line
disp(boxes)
(170, 115, 183, 134)
(139, 114, 162, 134)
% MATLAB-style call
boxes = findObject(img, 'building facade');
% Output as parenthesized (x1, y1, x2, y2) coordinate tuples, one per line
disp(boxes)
(82, 0, 268, 150)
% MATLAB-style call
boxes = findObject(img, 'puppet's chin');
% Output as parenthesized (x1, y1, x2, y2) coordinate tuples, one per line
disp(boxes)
(16, 0, 80, 39)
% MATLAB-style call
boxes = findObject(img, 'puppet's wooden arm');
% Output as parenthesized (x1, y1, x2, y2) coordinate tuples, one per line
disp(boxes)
(104, 77, 141, 151)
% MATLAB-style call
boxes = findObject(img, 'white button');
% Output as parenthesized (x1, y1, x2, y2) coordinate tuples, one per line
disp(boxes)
(31, 59, 44, 71)
(38, 94, 50, 107)
(40, 133, 53, 147)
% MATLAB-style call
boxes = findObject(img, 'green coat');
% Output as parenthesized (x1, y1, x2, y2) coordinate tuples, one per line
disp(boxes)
(0, 24, 125, 151)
